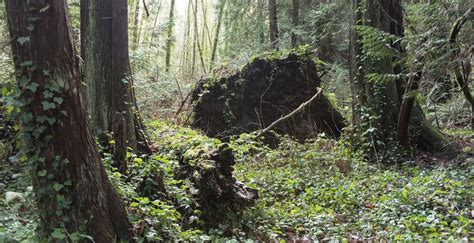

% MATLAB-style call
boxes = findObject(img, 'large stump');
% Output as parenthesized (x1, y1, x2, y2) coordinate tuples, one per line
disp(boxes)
(139, 122, 258, 229)
(192, 53, 346, 141)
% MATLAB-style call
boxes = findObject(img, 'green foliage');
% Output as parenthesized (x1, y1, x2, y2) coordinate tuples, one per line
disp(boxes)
(232, 135, 473, 241)
(1, 119, 472, 241)
(355, 25, 399, 60)
(0, 163, 37, 241)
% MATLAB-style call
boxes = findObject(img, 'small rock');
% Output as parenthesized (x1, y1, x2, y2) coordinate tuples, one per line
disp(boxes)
(0, 183, 5, 191)
(5, 191, 25, 204)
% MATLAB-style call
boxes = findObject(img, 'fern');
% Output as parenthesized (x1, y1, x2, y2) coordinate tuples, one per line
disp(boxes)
(365, 73, 402, 84)
(354, 25, 400, 60)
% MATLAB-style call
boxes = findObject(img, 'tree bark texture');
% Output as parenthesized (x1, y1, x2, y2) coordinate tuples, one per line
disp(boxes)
(5, 0, 132, 241)
(81, 0, 138, 149)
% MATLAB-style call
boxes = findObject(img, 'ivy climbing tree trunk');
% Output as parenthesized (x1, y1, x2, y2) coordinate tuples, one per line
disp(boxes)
(5, 0, 131, 241)
(268, 0, 279, 49)
(350, 0, 451, 159)
(81, 0, 151, 153)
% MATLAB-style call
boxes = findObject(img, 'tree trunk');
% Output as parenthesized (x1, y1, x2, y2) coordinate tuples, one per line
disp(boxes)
(291, 0, 299, 48)
(450, 7, 473, 130)
(5, 0, 131, 241)
(350, 0, 451, 158)
(210, 0, 226, 67)
(268, 0, 279, 49)
(81, 0, 141, 150)
(192, 0, 207, 74)
(349, 0, 362, 126)
(397, 65, 422, 146)
(257, 0, 266, 44)
(132, 0, 141, 48)
(165, 0, 176, 72)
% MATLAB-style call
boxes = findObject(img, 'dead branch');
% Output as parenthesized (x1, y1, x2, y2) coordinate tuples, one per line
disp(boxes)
(256, 88, 322, 138)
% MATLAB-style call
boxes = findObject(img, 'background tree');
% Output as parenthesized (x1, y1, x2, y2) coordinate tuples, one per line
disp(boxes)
(165, 0, 176, 72)
(350, 0, 451, 159)
(81, 0, 150, 152)
(5, 0, 131, 240)
(291, 0, 299, 48)
(210, 0, 226, 68)
(269, 0, 279, 49)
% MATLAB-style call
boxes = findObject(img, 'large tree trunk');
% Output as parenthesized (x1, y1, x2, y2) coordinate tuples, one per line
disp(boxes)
(350, 0, 451, 157)
(268, 0, 279, 49)
(81, 0, 142, 150)
(5, 0, 131, 241)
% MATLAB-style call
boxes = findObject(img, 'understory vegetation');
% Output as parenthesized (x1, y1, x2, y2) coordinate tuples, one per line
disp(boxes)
(2, 123, 472, 241)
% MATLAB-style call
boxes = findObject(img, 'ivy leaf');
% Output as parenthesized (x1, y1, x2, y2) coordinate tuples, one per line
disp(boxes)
(27, 24, 35, 31)
(20, 61, 33, 67)
(42, 69, 51, 76)
(37, 116, 56, 125)
(26, 82, 39, 92)
(53, 97, 64, 105)
(20, 112, 33, 124)
(38, 170, 47, 177)
(17, 36, 30, 46)
(43, 90, 54, 99)
(42, 101, 56, 111)
(33, 125, 47, 139)
(53, 183, 64, 192)
(51, 228, 65, 239)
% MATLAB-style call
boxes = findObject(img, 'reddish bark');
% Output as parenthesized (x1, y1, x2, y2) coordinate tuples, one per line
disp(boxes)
(5, 0, 132, 241)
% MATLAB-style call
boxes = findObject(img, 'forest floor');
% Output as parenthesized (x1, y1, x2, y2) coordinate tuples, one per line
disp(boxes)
(0, 122, 473, 241)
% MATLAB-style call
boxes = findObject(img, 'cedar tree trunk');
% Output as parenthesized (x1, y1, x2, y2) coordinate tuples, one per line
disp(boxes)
(5, 0, 132, 241)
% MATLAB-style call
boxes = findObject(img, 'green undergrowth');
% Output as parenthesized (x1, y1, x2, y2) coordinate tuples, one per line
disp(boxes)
(137, 121, 473, 241)
(232, 135, 473, 241)
(0, 121, 472, 241)
(0, 162, 37, 241)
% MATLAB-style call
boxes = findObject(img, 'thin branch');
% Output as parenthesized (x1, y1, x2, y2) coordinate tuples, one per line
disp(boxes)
(142, 0, 150, 17)
(256, 88, 322, 138)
